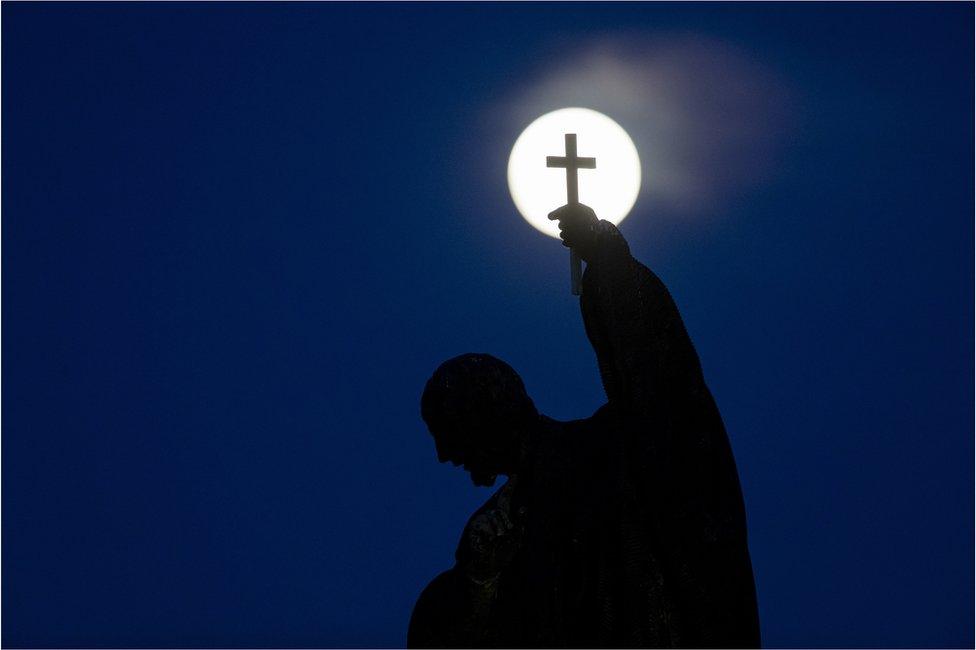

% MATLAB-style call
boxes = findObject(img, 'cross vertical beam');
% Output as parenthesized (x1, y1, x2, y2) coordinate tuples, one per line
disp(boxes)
(547, 133, 596, 295)
(547, 133, 596, 204)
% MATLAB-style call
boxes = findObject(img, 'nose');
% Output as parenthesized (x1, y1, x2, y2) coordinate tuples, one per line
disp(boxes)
(435, 441, 451, 464)
(436, 447, 462, 466)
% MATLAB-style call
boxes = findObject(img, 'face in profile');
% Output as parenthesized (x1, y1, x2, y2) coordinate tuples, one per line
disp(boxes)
(421, 353, 537, 487)
(431, 424, 511, 487)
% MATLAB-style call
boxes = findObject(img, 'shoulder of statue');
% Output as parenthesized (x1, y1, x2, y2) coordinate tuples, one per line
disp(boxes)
(592, 219, 631, 260)
(580, 221, 635, 301)
(579, 220, 633, 287)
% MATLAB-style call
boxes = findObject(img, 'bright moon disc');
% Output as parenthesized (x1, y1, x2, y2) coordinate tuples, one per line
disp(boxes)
(508, 107, 641, 239)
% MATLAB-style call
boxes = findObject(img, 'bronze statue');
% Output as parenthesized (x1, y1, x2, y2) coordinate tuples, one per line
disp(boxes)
(409, 203, 760, 648)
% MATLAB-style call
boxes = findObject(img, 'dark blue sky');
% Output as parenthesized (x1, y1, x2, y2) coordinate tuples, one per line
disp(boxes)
(3, 3, 973, 648)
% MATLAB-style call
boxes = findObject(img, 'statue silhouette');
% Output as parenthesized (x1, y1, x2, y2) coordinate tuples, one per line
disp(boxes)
(408, 204, 760, 648)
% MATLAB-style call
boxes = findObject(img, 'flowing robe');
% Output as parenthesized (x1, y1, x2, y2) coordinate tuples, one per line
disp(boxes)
(408, 222, 761, 648)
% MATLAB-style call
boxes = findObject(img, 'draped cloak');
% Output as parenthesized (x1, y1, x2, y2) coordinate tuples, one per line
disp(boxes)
(408, 222, 760, 648)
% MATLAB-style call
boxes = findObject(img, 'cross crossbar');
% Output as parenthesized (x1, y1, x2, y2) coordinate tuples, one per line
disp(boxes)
(546, 133, 596, 204)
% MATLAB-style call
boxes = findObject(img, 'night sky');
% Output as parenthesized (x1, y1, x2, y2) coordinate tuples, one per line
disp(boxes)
(3, 3, 973, 648)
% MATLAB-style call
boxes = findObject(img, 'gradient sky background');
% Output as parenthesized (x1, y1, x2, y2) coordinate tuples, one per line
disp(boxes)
(3, 3, 973, 648)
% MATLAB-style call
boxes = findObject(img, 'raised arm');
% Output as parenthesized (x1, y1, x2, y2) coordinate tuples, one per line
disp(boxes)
(547, 203, 705, 418)
(547, 203, 746, 540)
(549, 203, 760, 647)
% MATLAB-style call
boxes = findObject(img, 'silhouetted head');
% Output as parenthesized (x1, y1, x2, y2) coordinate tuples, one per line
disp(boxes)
(421, 353, 538, 487)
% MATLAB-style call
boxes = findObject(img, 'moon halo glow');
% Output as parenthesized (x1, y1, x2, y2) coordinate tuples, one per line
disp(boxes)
(507, 107, 641, 239)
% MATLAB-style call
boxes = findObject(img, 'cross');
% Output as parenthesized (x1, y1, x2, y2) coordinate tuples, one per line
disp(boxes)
(547, 133, 596, 295)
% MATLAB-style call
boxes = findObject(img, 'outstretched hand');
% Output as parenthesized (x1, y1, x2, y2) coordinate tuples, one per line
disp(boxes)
(462, 476, 524, 585)
(548, 203, 599, 262)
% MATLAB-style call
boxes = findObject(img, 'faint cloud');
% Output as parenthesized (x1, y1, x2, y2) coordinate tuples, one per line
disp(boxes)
(500, 34, 792, 219)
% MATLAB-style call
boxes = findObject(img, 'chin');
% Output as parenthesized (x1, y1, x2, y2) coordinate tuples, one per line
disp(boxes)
(470, 472, 497, 487)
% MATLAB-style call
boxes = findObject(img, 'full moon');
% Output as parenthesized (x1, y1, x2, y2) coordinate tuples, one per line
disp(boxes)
(507, 107, 641, 239)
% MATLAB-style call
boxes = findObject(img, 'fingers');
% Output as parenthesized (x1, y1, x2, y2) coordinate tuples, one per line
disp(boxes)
(549, 204, 598, 254)
(496, 478, 515, 510)
(548, 203, 597, 222)
(559, 225, 584, 248)
(470, 515, 493, 538)
(482, 514, 500, 537)
(471, 510, 514, 538)
(486, 510, 513, 535)
(471, 512, 512, 550)
(496, 509, 514, 531)
(468, 474, 523, 553)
